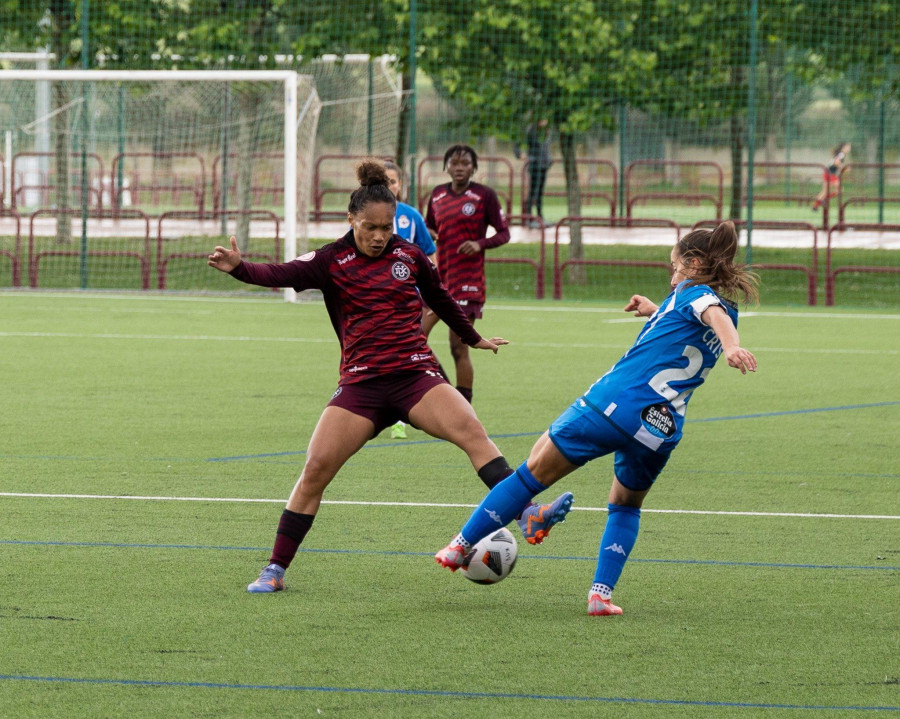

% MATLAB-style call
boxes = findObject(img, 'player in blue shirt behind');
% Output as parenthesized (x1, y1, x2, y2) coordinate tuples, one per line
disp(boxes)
(436, 220, 759, 615)
(384, 160, 438, 439)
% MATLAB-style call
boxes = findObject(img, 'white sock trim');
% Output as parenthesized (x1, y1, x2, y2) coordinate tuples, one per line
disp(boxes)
(590, 582, 613, 600)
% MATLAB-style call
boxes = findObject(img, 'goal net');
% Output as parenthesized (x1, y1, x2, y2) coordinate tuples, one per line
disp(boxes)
(0, 70, 321, 300)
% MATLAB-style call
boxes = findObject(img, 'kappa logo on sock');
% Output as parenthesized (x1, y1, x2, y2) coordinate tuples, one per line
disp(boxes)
(604, 543, 627, 556)
(485, 508, 504, 525)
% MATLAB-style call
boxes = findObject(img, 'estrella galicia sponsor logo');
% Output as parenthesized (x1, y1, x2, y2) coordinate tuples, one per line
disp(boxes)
(298, 251, 316, 262)
(641, 403, 675, 439)
(331, 386, 343, 399)
(397, 215, 411, 229)
(346, 365, 369, 373)
(336, 251, 356, 266)
(391, 262, 411, 281)
(410, 353, 431, 362)
(462, 202, 476, 216)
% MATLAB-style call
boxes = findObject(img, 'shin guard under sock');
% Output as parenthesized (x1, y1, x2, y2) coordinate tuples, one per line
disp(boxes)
(592, 503, 640, 592)
(460, 462, 546, 545)
(269, 509, 315, 569)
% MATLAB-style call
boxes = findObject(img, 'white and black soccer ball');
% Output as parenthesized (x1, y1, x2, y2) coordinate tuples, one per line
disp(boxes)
(460, 528, 518, 584)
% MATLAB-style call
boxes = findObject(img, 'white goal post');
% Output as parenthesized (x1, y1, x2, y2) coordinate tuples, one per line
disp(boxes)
(0, 69, 320, 301)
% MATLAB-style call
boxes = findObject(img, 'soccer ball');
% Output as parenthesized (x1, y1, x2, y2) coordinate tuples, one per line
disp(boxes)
(460, 528, 518, 584)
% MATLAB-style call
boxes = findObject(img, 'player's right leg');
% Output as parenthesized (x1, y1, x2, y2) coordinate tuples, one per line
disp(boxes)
(248, 404, 374, 593)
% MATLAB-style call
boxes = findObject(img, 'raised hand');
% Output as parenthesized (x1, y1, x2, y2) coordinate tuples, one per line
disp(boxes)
(208, 236, 242, 273)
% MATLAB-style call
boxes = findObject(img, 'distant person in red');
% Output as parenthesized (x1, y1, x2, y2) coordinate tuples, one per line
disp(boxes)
(423, 144, 510, 404)
(207, 160, 570, 593)
(812, 141, 851, 211)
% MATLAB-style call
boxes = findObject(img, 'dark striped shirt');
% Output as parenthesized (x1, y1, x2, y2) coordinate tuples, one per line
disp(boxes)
(229, 230, 482, 384)
(425, 181, 510, 304)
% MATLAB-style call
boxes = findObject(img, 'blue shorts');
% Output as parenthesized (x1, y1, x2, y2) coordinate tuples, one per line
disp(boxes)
(548, 398, 671, 492)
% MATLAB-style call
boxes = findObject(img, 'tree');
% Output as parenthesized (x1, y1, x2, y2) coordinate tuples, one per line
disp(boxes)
(417, 0, 654, 273)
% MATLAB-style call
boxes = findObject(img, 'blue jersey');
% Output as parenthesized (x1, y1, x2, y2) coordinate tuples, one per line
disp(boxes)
(583, 281, 738, 452)
(394, 202, 436, 257)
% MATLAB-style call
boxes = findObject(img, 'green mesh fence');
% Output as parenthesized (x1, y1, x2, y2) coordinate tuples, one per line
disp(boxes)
(1, 0, 898, 306)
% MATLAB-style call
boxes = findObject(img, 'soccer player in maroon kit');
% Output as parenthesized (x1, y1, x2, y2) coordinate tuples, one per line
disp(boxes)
(423, 144, 510, 405)
(207, 161, 573, 593)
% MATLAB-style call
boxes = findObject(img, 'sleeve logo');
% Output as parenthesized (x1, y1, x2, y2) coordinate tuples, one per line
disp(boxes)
(297, 251, 316, 261)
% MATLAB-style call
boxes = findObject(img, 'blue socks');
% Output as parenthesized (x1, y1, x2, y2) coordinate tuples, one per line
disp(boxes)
(592, 503, 641, 592)
(459, 462, 546, 545)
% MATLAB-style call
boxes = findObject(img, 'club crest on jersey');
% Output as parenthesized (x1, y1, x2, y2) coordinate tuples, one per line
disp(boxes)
(391, 262, 411, 281)
(331, 386, 343, 399)
(641, 403, 675, 439)
(397, 215, 411, 229)
(462, 202, 476, 216)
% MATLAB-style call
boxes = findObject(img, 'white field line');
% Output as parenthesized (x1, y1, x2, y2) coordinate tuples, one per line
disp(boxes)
(3, 291, 900, 320)
(1, 331, 895, 355)
(0, 492, 897, 520)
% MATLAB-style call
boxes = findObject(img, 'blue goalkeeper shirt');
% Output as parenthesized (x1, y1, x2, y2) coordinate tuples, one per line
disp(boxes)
(394, 201, 436, 257)
(582, 281, 739, 452)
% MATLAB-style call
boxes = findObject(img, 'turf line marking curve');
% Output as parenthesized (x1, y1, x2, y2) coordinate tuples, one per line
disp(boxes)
(0, 675, 896, 711)
(1, 493, 897, 520)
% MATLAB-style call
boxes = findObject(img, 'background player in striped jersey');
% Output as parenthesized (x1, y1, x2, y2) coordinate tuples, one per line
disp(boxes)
(208, 161, 572, 593)
(383, 159, 436, 440)
(423, 144, 510, 405)
(436, 221, 758, 616)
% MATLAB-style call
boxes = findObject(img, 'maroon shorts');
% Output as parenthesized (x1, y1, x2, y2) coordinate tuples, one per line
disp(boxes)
(823, 171, 840, 185)
(327, 369, 447, 435)
(455, 299, 484, 320)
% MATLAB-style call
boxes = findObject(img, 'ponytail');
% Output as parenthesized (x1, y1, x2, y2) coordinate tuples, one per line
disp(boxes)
(677, 221, 759, 304)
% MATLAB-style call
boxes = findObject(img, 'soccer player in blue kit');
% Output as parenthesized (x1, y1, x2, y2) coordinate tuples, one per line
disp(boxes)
(436, 220, 759, 615)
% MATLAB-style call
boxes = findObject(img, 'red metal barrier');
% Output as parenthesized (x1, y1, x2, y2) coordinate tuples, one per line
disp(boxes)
(416, 156, 514, 216)
(313, 154, 394, 221)
(520, 158, 617, 220)
(825, 223, 900, 306)
(552, 217, 679, 300)
(0, 209, 22, 286)
(626, 160, 723, 221)
(486, 214, 546, 299)
(741, 162, 830, 229)
(211, 153, 284, 213)
(11, 152, 104, 210)
(111, 152, 206, 218)
(27, 208, 151, 289)
(838, 163, 900, 223)
(156, 209, 280, 290)
(691, 219, 819, 305)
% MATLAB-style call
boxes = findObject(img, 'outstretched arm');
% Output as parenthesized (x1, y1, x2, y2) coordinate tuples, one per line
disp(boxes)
(702, 306, 758, 374)
(624, 294, 659, 317)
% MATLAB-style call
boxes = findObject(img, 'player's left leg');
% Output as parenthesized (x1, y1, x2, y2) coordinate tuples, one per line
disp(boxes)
(448, 329, 474, 403)
(588, 448, 667, 615)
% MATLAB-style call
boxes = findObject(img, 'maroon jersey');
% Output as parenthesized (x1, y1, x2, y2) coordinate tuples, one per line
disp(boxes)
(425, 181, 510, 304)
(229, 230, 482, 384)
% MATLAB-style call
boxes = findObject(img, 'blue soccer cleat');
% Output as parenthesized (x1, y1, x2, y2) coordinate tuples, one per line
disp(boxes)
(516, 491, 574, 545)
(247, 563, 285, 593)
